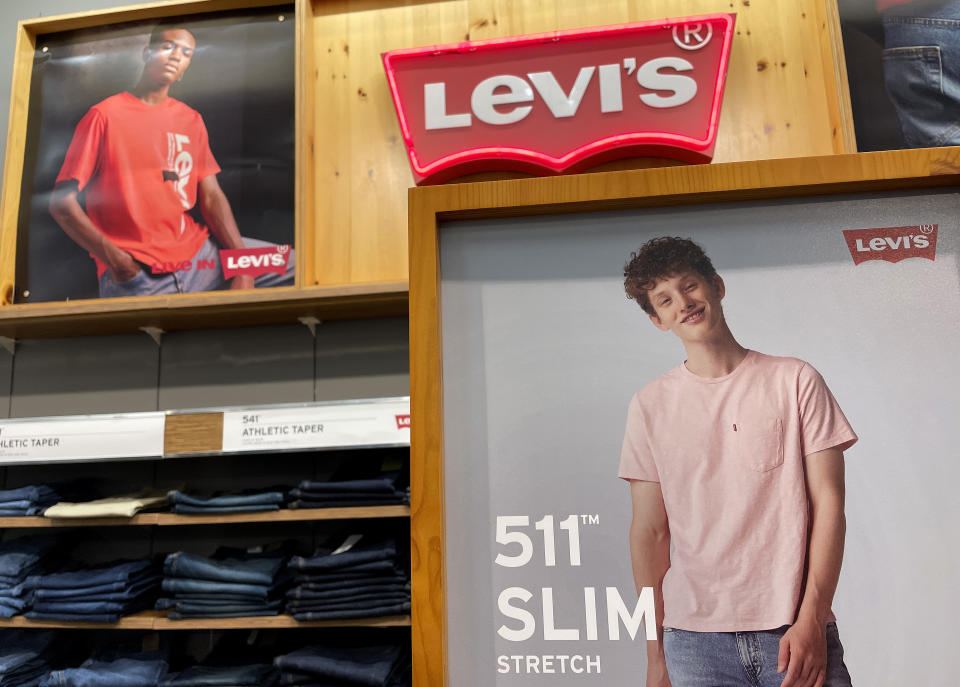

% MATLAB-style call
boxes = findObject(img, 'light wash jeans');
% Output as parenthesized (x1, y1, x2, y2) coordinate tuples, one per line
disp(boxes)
(883, 0, 960, 147)
(663, 622, 852, 687)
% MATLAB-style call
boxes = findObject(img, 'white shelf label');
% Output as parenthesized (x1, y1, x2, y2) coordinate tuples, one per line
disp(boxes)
(222, 400, 410, 452)
(0, 413, 165, 463)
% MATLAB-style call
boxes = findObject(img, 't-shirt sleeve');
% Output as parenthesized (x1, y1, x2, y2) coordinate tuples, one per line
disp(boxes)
(56, 108, 106, 191)
(797, 363, 858, 457)
(618, 393, 660, 482)
(194, 115, 221, 181)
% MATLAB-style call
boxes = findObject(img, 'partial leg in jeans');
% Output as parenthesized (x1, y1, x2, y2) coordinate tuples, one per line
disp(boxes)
(882, 0, 960, 147)
(663, 623, 853, 687)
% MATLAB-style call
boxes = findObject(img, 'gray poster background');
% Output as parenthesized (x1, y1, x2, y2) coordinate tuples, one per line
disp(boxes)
(440, 190, 960, 687)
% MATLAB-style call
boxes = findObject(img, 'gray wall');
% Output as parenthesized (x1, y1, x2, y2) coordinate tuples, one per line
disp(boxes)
(0, 319, 409, 419)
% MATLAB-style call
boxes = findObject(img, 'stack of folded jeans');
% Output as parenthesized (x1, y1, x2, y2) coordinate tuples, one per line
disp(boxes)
(0, 485, 62, 517)
(0, 537, 62, 619)
(274, 643, 410, 687)
(0, 630, 64, 687)
(25, 557, 162, 623)
(285, 535, 410, 621)
(157, 549, 289, 619)
(161, 664, 278, 687)
(39, 652, 168, 687)
(286, 475, 408, 510)
(167, 489, 286, 515)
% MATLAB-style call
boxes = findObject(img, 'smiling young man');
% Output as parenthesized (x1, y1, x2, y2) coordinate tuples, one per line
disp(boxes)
(49, 19, 294, 297)
(618, 237, 857, 687)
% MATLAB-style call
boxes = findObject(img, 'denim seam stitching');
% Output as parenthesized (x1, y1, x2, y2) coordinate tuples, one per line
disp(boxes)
(884, 17, 960, 28)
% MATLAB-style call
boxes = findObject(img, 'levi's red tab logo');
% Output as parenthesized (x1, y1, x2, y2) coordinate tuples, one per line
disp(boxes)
(220, 245, 291, 279)
(383, 14, 735, 184)
(395, 414, 410, 430)
(842, 225, 937, 265)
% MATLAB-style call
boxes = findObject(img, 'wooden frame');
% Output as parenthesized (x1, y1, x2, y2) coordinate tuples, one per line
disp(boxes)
(407, 145, 960, 687)
(0, 0, 344, 338)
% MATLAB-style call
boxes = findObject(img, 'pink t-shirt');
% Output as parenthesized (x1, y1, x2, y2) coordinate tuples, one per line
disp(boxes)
(618, 350, 857, 631)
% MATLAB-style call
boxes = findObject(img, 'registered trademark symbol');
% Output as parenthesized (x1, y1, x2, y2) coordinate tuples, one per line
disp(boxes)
(920, 224, 934, 234)
(672, 22, 712, 51)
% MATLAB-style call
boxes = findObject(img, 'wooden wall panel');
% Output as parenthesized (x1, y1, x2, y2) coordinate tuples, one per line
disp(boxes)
(307, 0, 853, 287)
(310, 0, 468, 286)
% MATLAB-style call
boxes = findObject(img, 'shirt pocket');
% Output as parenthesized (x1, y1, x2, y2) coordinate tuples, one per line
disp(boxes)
(735, 416, 783, 472)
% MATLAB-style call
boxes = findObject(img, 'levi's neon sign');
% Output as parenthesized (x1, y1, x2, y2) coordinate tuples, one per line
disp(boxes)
(383, 14, 735, 184)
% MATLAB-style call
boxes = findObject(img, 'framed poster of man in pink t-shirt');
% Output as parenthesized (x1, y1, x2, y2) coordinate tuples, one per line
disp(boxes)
(428, 187, 959, 687)
(12, 5, 295, 302)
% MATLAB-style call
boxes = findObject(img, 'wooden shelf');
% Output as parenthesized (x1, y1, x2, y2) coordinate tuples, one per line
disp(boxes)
(0, 610, 411, 630)
(0, 282, 409, 339)
(0, 505, 410, 528)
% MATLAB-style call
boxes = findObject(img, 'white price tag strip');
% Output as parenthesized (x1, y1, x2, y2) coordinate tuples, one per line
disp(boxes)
(0, 413, 165, 464)
(222, 399, 410, 453)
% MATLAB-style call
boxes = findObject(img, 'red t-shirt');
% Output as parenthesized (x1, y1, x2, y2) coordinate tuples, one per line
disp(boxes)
(56, 92, 220, 277)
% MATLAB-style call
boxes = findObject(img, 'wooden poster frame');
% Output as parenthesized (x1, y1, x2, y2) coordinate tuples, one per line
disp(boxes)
(0, 0, 407, 339)
(407, 146, 960, 687)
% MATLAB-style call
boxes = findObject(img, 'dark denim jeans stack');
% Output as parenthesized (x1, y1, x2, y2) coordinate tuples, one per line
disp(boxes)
(24, 557, 162, 623)
(286, 475, 409, 510)
(157, 549, 289, 619)
(285, 535, 410, 621)
(0, 485, 62, 517)
(273, 643, 411, 687)
(160, 663, 278, 687)
(167, 489, 286, 515)
(0, 537, 63, 619)
(0, 630, 66, 687)
(39, 652, 168, 687)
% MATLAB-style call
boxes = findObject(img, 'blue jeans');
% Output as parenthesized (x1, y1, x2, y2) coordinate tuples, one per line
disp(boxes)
(0, 630, 60, 683)
(883, 0, 960, 147)
(172, 504, 280, 514)
(287, 582, 410, 601)
(289, 602, 411, 621)
(168, 491, 285, 509)
(35, 558, 158, 590)
(34, 577, 157, 600)
(288, 538, 398, 573)
(99, 237, 295, 297)
(39, 655, 168, 687)
(0, 537, 60, 582)
(294, 478, 401, 494)
(164, 552, 285, 586)
(156, 597, 283, 613)
(161, 664, 277, 687)
(274, 644, 407, 687)
(161, 578, 274, 598)
(291, 563, 407, 583)
(663, 622, 852, 687)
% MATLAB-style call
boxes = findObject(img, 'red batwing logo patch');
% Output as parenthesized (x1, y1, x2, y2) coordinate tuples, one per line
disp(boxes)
(842, 225, 937, 265)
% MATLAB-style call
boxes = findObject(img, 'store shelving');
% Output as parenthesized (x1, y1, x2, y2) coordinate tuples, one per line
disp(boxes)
(0, 611, 411, 630)
(0, 505, 410, 528)
(0, 399, 412, 632)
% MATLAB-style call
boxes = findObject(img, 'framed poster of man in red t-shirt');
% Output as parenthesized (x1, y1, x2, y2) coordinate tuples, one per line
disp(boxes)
(13, 5, 295, 302)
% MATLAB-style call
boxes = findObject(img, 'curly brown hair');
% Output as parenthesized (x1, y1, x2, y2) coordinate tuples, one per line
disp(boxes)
(623, 237, 717, 315)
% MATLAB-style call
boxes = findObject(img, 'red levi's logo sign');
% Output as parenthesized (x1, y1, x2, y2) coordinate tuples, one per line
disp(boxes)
(395, 414, 411, 429)
(220, 245, 291, 279)
(383, 14, 735, 184)
(842, 225, 938, 265)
